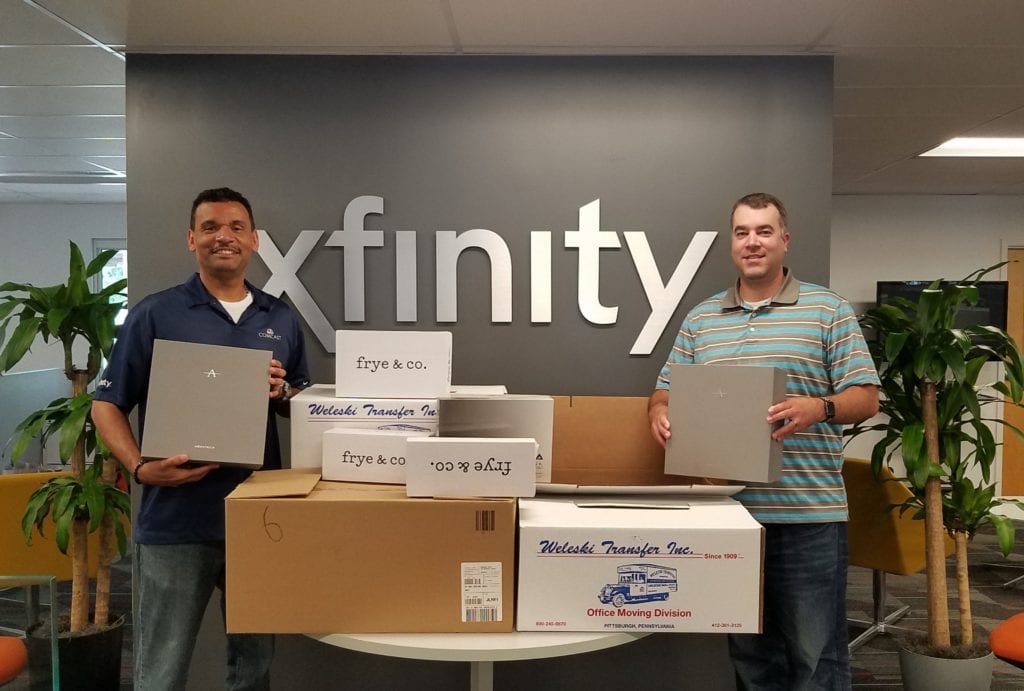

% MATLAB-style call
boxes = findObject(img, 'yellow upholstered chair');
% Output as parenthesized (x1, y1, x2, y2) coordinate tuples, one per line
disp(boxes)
(0, 471, 105, 581)
(843, 457, 954, 652)
(0, 471, 103, 638)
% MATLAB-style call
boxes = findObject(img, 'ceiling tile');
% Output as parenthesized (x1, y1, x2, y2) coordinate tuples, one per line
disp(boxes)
(966, 109, 1024, 136)
(0, 46, 124, 86)
(0, 115, 125, 138)
(0, 85, 125, 116)
(0, 181, 125, 203)
(823, 0, 1024, 46)
(836, 46, 1024, 88)
(450, 0, 849, 50)
(836, 156, 1024, 195)
(34, 0, 127, 46)
(834, 86, 1024, 118)
(0, 137, 125, 156)
(126, 0, 455, 52)
(0, 1, 84, 44)
(0, 155, 116, 175)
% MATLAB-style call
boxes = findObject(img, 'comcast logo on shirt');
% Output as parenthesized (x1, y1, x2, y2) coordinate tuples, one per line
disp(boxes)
(258, 328, 282, 341)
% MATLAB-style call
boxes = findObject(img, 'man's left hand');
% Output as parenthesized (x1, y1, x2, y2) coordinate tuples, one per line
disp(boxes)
(766, 396, 823, 441)
(269, 358, 289, 399)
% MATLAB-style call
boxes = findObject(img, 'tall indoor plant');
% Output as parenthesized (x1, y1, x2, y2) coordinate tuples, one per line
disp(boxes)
(849, 265, 1024, 667)
(0, 241, 129, 637)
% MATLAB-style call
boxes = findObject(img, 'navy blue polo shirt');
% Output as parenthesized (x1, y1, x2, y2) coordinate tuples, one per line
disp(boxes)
(94, 273, 310, 544)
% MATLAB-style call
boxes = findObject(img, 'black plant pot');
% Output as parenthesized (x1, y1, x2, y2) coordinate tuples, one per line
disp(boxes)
(27, 614, 125, 691)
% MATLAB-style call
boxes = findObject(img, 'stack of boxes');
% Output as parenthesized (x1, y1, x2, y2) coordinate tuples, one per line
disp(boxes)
(226, 330, 549, 633)
(226, 330, 766, 636)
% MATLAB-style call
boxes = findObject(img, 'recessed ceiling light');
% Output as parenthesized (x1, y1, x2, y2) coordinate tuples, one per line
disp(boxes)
(920, 137, 1024, 157)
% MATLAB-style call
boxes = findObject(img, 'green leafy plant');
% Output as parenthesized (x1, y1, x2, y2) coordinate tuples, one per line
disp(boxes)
(848, 264, 1024, 654)
(0, 241, 128, 633)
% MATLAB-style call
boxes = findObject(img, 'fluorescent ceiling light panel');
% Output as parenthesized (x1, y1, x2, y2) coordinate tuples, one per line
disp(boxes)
(920, 137, 1024, 157)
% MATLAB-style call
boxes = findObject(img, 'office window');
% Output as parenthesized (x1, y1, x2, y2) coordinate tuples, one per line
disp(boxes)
(92, 239, 127, 326)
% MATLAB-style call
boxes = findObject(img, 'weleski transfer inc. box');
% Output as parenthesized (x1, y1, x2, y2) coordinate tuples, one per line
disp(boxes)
(517, 496, 764, 633)
(290, 384, 438, 469)
(226, 469, 515, 633)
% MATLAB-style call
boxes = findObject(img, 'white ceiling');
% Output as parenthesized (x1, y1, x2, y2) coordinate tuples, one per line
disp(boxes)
(2, 0, 1024, 203)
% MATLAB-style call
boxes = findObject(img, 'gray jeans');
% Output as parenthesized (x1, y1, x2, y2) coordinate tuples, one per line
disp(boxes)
(135, 542, 274, 691)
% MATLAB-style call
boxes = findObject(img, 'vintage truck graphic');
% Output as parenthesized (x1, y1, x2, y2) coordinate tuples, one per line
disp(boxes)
(598, 563, 678, 607)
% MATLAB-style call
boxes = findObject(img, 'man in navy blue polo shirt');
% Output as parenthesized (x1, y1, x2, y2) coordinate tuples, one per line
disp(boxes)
(93, 187, 310, 691)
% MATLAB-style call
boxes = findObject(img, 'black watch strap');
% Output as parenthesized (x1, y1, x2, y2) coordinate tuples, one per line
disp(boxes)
(822, 397, 836, 422)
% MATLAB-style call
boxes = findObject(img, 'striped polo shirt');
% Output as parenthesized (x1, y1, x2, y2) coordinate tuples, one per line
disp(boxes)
(656, 270, 880, 523)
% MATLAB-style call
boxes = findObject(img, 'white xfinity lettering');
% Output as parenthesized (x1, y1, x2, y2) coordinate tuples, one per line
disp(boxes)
(256, 196, 716, 355)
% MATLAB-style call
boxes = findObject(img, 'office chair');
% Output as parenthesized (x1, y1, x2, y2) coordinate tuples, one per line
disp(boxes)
(990, 612, 1024, 671)
(842, 457, 954, 652)
(0, 635, 28, 685)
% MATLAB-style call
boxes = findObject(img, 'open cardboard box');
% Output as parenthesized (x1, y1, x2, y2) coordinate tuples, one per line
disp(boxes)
(550, 396, 701, 486)
(225, 468, 516, 633)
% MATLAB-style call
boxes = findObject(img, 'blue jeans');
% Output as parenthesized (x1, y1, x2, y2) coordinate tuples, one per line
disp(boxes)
(135, 542, 274, 691)
(729, 522, 851, 691)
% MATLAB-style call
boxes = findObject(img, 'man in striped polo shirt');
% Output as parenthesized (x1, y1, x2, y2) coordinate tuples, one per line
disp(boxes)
(648, 192, 879, 690)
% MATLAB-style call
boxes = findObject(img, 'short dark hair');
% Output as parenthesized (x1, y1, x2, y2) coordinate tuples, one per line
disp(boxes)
(731, 192, 788, 230)
(190, 188, 255, 229)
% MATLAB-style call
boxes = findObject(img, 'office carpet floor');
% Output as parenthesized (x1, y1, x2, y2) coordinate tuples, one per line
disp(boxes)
(846, 520, 1024, 689)
(1, 522, 1022, 690)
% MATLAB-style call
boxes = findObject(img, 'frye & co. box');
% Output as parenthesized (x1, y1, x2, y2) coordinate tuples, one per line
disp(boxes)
(322, 428, 432, 484)
(335, 329, 452, 398)
(517, 496, 763, 632)
(226, 469, 515, 633)
(439, 395, 553, 483)
(405, 438, 537, 498)
(290, 384, 438, 469)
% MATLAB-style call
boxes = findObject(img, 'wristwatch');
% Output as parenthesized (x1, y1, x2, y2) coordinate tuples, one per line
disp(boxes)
(822, 397, 836, 423)
(279, 380, 291, 401)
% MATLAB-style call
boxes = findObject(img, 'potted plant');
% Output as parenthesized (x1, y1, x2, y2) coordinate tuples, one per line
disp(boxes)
(848, 264, 1024, 689)
(0, 241, 130, 689)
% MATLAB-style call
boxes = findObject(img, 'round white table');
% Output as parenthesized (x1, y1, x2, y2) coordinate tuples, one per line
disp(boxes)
(309, 631, 649, 691)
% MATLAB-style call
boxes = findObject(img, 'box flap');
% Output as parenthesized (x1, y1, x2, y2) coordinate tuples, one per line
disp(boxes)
(538, 483, 743, 496)
(227, 467, 321, 499)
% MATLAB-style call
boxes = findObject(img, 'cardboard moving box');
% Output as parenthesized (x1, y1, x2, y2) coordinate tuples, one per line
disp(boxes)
(226, 469, 515, 633)
(517, 496, 764, 633)
(551, 396, 694, 486)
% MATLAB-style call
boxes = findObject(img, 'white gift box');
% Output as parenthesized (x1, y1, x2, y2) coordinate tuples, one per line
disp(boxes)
(335, 330, 452, 398)
(405, 437, 538, 498)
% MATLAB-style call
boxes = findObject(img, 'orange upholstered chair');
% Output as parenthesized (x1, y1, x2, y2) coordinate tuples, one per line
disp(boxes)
(0, 635, 28, 685)
(842, 457, 955, 652)
(990, 613, 1024, 671)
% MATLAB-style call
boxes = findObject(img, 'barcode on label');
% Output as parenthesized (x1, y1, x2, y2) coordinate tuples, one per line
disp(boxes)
(475, 510, 495, 531)
(464, 577, 482, 586)
(464, 607, 499, 623)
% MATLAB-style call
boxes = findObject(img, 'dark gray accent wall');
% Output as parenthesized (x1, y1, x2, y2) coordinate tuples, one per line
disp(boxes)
(127, 55, 832, 396)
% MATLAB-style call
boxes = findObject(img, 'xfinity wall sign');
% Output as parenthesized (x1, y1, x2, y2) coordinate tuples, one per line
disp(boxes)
(256, 195, 717, 356)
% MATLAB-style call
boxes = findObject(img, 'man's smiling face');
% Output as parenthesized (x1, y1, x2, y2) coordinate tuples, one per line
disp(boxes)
(187, 200, 259, 280)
